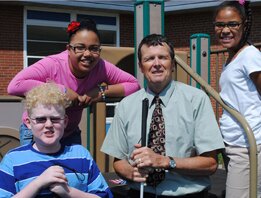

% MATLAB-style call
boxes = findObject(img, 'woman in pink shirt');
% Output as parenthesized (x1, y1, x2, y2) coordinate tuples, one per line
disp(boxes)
(8, 19, 140, 145)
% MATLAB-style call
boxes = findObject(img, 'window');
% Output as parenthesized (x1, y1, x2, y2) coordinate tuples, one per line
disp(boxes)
(25, 7, 119, 67)
(78, 14, 117, 46)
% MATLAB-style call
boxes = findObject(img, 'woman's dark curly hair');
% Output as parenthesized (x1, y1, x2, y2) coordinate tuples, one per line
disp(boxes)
(67, 19, 100, 42)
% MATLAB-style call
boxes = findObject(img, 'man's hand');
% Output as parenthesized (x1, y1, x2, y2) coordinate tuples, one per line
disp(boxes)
(113, 143, 168, 183)
(113, 157, 149, 183)
(131, 167, 149, 183)
(131, 144, 168, 169)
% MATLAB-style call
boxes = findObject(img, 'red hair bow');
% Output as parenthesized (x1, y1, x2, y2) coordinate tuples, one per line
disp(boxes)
(67, 21, 80, 33)
(238, 0, 245, 5)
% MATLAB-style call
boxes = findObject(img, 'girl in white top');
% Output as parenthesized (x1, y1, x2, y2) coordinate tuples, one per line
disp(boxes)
(214, 1, 261, 197)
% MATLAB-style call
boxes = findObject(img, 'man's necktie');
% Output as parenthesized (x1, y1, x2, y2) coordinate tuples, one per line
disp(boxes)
(147, 96, 165, 187)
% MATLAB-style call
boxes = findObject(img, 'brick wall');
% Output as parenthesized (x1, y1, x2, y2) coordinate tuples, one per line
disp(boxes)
(120, 6, 261, 50)
(0, 5, 23, 95)
(120, 6, 261, 51)
(119, 14, 134, 47)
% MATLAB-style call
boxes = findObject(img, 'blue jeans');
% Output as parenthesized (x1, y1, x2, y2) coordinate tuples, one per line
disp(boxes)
(19, 123, 82, 146)
(19, 123, 33, 145)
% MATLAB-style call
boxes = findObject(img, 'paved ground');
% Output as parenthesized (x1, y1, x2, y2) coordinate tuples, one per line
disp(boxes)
(104, 168, 227, 198)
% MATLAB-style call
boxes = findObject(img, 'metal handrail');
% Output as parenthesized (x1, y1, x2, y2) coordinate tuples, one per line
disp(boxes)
(175, 55, 258, 198)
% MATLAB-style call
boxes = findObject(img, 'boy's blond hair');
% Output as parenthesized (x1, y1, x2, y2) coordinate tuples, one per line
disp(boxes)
(25, 83, 71, 115)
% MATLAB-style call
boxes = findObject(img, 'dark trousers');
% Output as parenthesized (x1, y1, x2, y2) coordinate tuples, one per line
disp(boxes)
(128, 189, 208, 198)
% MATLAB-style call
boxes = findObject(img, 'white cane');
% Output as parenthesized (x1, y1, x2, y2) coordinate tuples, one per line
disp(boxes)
(140, 182, 144, 198)
(140, 98, 149, 198)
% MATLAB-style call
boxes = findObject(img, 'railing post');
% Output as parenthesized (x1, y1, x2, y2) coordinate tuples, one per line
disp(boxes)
(91, 102, 107, 172)
(134, 0, 164, 88)
(190, 33, 210, 89)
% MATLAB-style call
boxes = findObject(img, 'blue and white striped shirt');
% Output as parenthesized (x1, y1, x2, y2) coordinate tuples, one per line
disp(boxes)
(0, 143, 112, 198)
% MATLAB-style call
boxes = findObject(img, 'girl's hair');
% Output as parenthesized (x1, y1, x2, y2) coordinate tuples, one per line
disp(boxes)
(67, 19, 100, 42)
(25, 83, 71, 115)
(214, 1, 252, 48)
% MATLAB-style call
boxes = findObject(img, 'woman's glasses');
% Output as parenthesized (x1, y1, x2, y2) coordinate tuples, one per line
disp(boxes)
(214, 21, 242, 30)
(69, 44, 101, 54)
(29, 116, 65, 124)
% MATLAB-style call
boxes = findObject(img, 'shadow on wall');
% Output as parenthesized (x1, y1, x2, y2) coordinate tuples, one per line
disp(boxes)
(117, 53, 135, 75)
(100, 46, 135, 76)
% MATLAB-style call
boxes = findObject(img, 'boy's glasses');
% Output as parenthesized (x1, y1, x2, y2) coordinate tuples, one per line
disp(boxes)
(69, 44, 101, 54)
(29, 116, 65, 124)
(214, 21, 242, 30)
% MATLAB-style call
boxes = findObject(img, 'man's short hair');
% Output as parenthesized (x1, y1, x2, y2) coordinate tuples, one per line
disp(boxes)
(137, 34, 175, 63)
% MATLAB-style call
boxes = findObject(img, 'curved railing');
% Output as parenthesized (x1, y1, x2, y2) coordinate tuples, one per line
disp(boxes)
(175, 55, 258, 198)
